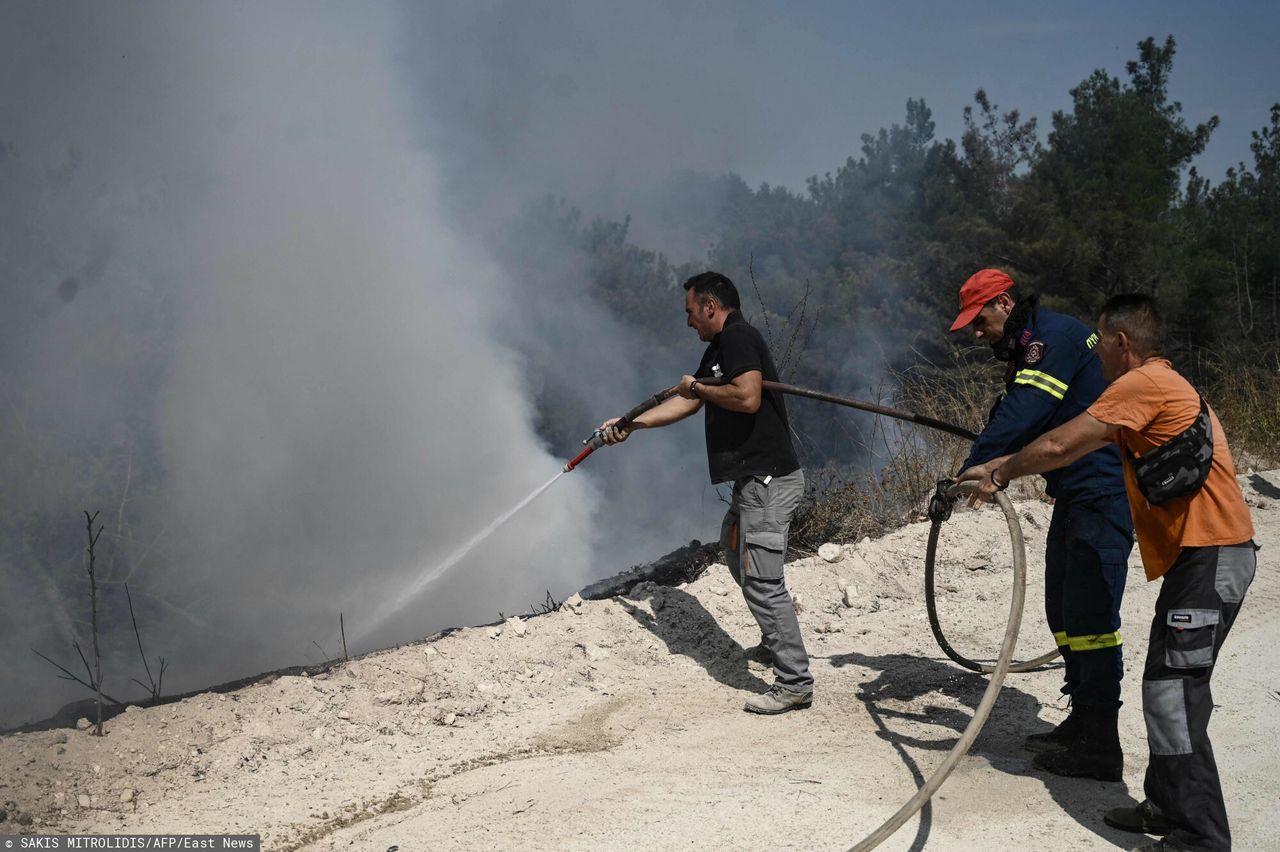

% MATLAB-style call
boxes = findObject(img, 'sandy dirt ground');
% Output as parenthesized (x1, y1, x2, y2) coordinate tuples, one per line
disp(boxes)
(3, 472, 1278, 851)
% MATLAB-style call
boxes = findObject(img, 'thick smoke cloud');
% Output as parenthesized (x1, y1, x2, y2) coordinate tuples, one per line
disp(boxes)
(0, 2, 595, 726)
(397, 2, 851, 253)
(391, 3, 864, 579)
(6, 1, 1266, 728)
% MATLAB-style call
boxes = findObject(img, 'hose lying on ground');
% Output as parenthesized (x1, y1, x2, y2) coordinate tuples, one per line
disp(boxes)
(924, 509, 1061, 675)
(848, 480, 1027, 852)
(756, 383, 1059, 848)
(569, 380, 1059, 850)
(758, 380, 1058, 674)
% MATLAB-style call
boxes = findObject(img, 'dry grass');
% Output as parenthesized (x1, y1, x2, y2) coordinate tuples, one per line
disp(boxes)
(1195, 346, 1280, 470)
(791, 344, 1280, 553)
(790, 351, 1002, 550)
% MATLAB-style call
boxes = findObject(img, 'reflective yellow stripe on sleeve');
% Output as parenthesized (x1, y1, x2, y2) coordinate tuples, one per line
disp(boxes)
(1065, 631, 1123, 652)
(1053, 630, 1069, 648)
(1014, 369, 1067, 400)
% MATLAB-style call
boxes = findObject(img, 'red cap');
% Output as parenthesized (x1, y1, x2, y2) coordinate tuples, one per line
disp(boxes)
(950, 269, 1013, 332)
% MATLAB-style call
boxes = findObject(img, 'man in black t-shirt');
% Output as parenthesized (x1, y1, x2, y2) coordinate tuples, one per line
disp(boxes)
(600, 271, 812, 714)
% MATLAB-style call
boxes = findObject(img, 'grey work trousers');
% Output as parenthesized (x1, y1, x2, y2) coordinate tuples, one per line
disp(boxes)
(720, 469, 812, 693)
(1142, 541, 1256, 851)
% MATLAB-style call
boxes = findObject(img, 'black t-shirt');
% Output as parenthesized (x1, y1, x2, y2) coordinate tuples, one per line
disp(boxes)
(695, 311, 800, 484)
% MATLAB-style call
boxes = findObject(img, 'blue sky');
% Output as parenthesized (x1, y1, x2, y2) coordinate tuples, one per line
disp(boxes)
(737, 1, 1279, 187)
(399, 1, 1279, 251)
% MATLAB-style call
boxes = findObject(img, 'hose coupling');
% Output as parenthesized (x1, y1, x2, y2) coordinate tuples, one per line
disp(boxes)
(928, 478, 957, 524)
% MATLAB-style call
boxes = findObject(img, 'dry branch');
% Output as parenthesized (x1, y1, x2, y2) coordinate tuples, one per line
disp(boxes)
(340, 612, 349, 662)
(84, 510, 105, 736)
(30, 649, 126, 707)
(125, 583, 167, 701)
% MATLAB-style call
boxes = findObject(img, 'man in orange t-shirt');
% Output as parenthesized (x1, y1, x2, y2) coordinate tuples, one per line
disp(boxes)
(961, 294, 1256, 852)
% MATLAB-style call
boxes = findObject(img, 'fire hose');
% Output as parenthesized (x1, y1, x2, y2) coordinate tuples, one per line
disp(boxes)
(565, 381, 1059, 850)
(850, 478, 1026, 851)
(563, 380, 977, 472)
(768, 384, 1054, 672)
(564, 379, 1059, 676)
(925, 479, 1061, 675)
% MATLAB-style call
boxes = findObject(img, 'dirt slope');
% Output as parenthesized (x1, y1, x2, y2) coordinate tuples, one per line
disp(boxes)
(3, 473, 1278, 851)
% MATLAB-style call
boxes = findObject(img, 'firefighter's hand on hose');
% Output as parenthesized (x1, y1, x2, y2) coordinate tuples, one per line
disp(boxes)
(956, 459, 1008, 507)
(599, 417, 632, 445)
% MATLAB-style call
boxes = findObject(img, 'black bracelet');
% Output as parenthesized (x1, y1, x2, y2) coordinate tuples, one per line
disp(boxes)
(689, 380, 701, 399)
(990, 468, 1008, 491)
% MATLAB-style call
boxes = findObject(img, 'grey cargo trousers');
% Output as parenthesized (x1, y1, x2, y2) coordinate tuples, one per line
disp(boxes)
(1142, 540, 1256, 850)
(720, 469, 813, 693)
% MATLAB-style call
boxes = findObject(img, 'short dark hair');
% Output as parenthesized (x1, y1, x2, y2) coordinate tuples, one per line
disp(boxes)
(1099, 292, 1163, 357)
(683, 271, 741, 310)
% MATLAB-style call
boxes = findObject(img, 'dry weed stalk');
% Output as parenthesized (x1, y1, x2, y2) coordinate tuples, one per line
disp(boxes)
(29, 648, 126, 709)
(85, 510, 105, 735)
(31, 510, 125, 731)
(747, 254, 820, 381)
(341, 612, 349, 662)
(125, 583, 167, 702)
(532, 589, 561, 615)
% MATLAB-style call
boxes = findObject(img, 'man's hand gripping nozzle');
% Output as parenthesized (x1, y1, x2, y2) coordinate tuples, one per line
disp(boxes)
(562, 385, 681, 473)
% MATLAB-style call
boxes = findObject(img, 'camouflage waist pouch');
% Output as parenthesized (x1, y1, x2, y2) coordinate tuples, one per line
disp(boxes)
(1128, 397, 1214, 505)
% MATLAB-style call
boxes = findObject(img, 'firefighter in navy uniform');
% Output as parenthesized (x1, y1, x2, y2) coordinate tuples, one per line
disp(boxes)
(951, 268, 1134, 780)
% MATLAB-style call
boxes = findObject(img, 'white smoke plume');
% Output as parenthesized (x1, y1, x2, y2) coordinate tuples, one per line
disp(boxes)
(0, 2, 595, 726)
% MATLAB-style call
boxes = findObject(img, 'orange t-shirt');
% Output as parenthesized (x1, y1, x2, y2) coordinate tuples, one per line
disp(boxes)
(1087, 359, 1253, 581)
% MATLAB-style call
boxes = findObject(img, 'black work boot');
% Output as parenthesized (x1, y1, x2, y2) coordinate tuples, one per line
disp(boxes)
(1103, 800, 1171, 836)
(1033, 705, 1123, 782)
(1024, 709, 1083, 753)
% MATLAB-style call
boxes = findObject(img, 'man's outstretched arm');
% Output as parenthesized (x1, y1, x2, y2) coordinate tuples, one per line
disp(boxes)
(600, 394, 702, 443)
(959, 412, 1118, 501)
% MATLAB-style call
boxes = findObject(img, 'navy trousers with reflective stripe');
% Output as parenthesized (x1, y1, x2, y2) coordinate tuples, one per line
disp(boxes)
(1143, 541, 1256, 851)
(1044, 492, 1133, 708)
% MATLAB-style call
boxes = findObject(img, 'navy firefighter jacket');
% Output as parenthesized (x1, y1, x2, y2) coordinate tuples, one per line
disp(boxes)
(961, 304, 1126, 503)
